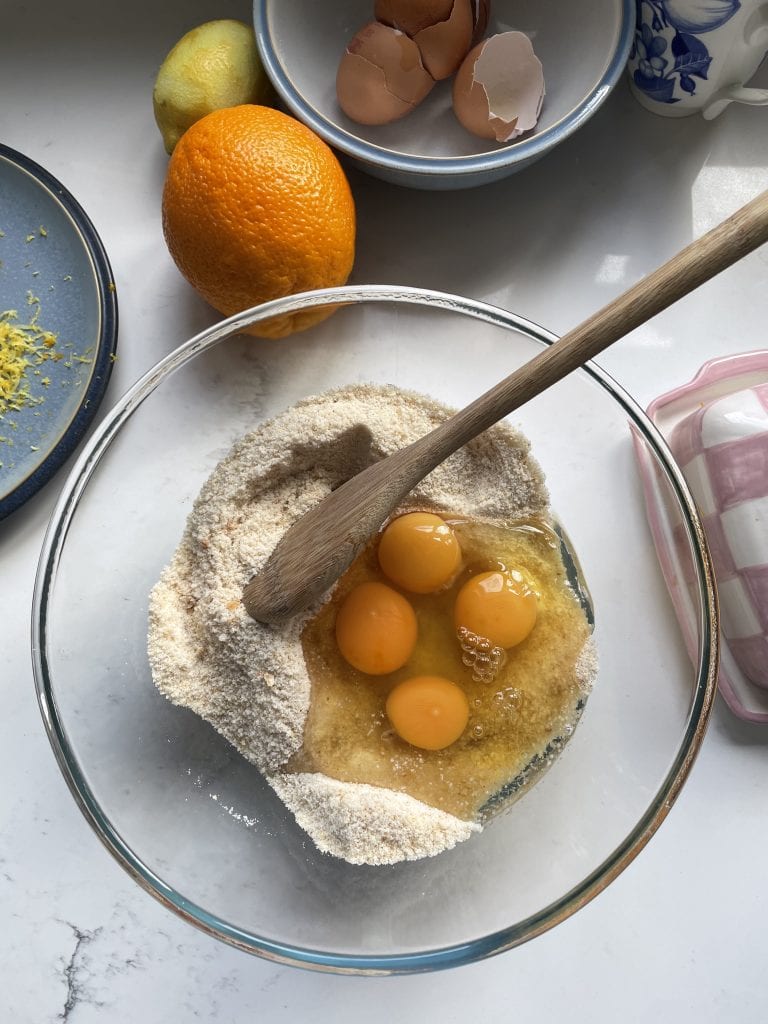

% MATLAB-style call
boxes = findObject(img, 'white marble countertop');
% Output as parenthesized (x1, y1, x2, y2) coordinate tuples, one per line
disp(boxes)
(2, 0, 768, 1020)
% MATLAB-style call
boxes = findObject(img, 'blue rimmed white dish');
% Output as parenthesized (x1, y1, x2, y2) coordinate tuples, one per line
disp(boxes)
(254, 0, 635, 189)
(0, 144, 118, 521)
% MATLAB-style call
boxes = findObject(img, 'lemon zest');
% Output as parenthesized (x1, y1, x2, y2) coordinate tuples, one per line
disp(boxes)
(0, 304, 82, 414)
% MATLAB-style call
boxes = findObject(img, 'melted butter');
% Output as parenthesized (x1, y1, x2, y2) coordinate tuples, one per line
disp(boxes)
(295, 514, 593, 821)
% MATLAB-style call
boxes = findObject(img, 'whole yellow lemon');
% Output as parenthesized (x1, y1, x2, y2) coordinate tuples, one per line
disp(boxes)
(153, 19, 274, 154)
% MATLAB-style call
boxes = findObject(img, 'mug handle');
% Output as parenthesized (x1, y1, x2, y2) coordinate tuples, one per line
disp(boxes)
(703, 84, 768, 121)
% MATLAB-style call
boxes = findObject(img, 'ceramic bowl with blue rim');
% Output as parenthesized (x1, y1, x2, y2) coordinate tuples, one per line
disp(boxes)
(0, 145, 118, 521)
(253, 0, 635, 190)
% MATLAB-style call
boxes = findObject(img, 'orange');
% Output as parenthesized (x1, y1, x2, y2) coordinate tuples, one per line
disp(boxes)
(161, 105, 356, 338)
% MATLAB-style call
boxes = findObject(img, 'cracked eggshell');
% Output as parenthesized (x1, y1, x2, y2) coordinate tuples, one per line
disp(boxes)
(375, 0, 475, 80)
(452, 32, 545, 143)
(374, 0, 454, 36)
(336, 22, 435, 125)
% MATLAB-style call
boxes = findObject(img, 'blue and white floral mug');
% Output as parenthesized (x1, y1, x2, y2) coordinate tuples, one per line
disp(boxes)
(628, 0, 768, 118)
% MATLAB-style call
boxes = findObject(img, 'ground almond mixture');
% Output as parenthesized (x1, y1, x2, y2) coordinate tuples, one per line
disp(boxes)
(148, 384, 596, 865)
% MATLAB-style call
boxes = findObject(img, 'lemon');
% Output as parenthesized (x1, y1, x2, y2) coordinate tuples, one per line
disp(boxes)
(153, 19, 274, 154)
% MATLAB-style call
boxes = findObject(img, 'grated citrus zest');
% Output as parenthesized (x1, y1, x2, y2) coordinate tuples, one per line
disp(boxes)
(0, 302, 62, 414)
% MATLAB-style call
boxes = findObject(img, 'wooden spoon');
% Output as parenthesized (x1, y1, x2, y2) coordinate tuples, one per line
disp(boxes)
(243, 190, 768, 625)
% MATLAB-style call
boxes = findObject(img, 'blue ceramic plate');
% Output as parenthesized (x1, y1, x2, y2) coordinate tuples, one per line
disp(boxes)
(0, 144, 118, 520)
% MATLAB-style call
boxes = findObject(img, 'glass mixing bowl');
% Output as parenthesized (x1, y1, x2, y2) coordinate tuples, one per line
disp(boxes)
(33, 286, 717, 973)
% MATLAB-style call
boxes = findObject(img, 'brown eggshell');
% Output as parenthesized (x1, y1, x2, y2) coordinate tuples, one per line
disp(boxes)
(374, 0, 455, 37)
(336, 22, 435, 125)
(413, 0, 474, 80)
(452, 32, 545, 143)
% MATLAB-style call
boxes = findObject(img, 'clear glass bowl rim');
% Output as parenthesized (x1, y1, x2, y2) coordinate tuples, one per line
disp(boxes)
(31, 285, 719, 975)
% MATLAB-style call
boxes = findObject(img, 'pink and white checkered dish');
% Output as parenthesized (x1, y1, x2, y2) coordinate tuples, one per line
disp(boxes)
(639, 351, 768, 723)
(669, 382, 768, 689)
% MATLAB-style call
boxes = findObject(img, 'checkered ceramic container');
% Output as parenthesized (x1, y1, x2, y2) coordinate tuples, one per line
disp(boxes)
(642, 351, 768, 722)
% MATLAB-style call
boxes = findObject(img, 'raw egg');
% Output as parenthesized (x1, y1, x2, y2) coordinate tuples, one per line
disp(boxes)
(454, 569, 537, 648)
(336, 22, 434, 125)
(335, 581, 417, 674)
(378, 512, 461, 593)
(375, 0, 474, 80)
(386, 675, 469, 750)
(452, 31, 545, 142)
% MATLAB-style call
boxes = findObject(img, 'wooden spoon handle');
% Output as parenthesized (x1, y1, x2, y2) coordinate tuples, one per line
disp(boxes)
(433, 188, 768, 452)
(244, 190, 768, 624)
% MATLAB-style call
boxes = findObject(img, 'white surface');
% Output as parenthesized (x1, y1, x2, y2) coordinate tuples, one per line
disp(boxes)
(1, 0, 768, 1020)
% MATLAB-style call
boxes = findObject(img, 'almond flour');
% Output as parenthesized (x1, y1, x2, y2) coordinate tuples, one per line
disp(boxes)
(147, 383, 596, 865)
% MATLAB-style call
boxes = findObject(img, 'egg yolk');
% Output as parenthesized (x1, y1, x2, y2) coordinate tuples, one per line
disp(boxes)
(386, 675, 469, 751)
(335, 581, 417, 675)
(454, 570, 537, 648)
(378, 512, 461, 594)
